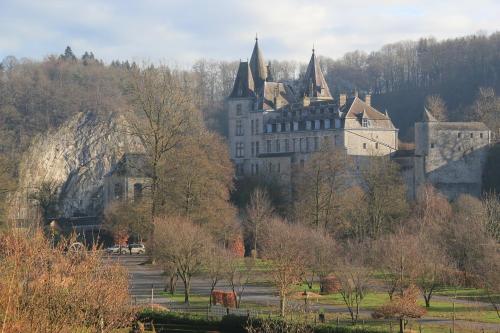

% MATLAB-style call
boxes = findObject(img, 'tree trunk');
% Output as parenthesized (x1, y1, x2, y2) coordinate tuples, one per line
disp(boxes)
(399, 318, 404, 333)
(279, 293, 286, 317)
(182, 278, 190, 304)
(169, 274, 177, 295)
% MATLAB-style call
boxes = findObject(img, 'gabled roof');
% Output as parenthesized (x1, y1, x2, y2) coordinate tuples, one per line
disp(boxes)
(230, 61, 255, 98)
(249, 38, 267, 90)
(302, 50, 332, 100)
(109, 153, 152, 178)
(342, 96, 395, 129)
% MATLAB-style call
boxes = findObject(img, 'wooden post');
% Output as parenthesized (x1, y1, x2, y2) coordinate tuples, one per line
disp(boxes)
(452, 301, 455, 333)
(151, 284, 154, 311)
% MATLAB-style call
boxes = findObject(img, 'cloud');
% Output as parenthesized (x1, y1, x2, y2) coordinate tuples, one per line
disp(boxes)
(0, 0, 499, 65)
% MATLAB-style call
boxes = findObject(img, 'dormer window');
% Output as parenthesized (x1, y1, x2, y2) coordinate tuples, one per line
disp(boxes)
(362, 118, 368, 128)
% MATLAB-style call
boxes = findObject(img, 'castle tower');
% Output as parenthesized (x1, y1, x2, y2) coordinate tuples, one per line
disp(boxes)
(302, 48, 332, 101)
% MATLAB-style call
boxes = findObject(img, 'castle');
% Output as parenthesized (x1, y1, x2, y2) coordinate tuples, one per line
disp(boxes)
(227, 38, 492, 200)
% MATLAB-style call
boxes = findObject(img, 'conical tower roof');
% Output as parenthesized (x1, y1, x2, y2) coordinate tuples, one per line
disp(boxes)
(229, 61, 255, 98)
(302, 48, 332, 100)
(249, 37, 267, 90)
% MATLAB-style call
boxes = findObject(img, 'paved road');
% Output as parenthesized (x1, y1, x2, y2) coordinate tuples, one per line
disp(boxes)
(107, 254, 500, 332)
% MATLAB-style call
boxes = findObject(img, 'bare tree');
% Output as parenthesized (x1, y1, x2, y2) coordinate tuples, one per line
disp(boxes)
(293, 143, 349, 232)
(425, 94, 448, 121)
(152, 216, 212, 303)
(127, 67, 200, 244)
(205, 245, 231, 307)
(244, 187, 274, 257)
(336, 242, 371, 324)
(261, 218, 310, 317)
(303, 229, 338, 291)
(227, 256, 255, 308)
(361, 157, 408, 238)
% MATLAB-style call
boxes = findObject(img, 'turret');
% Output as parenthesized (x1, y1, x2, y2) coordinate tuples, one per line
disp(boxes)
(301, 48, 332, 100)
(229, 61, 255, 98)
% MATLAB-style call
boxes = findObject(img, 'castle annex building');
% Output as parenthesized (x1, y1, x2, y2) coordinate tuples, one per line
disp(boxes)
(227, 38, 398, 182)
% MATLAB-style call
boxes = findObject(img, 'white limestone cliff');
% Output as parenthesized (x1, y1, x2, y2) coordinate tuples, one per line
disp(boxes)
(12, 111, 144, 219)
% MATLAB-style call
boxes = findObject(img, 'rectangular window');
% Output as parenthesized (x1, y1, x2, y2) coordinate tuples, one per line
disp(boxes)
(255, 164, 259, 175)
(362, 119, 368, 128)
(236, 104, 242, 115)
(255, 141, 260, 155)
(300, 138, 304, 152)
(255, 119, 259, 134)
(363, 143, 367, 149)
(277, 163, 281, 173)
(430, 143, 435, 148)
(251, 120, 254, 135)
(251, 142, 255, 157)
(470, 133, 473, 138)
(293, 138, 297, 152)
(267, 140, 272, 153)
(236, 119, 244, 136)
(375, 142, 379, 149)
(276, 139, 280, 153)
(314, 137, 319, 151)
(285, 139, 290, 152)
(236, 164, 244, 175)
(306, 138, 310, 152)
(236, 142, 244, 157)
(480, 133, 484, 139)
(458, 132, 462, 138)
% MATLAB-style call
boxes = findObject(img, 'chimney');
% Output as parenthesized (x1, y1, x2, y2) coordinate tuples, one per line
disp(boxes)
(339, 94, 347, 107)
(365, 93, 371, 107)
(303, 95, 310, 107)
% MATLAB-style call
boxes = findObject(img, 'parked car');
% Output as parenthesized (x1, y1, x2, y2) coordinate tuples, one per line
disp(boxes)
(105, 245, 128, 254)
(128, 243, 146, 254)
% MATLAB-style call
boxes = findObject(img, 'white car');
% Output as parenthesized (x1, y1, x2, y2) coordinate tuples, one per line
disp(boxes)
(128, 243, 146, 254)
(105, 245, 125, 254)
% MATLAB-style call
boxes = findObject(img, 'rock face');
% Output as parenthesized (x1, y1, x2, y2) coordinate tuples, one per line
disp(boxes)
(13, 111, 144, 218)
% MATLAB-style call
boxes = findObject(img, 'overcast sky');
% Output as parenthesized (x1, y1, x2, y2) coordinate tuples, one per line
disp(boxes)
(1, 0, 499, 65)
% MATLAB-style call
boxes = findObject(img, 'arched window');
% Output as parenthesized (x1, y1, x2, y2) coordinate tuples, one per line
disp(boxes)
(134, 183, 143, 201)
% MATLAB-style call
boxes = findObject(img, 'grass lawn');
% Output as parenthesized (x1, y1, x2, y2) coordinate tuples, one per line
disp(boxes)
(293, 282, 499, 324)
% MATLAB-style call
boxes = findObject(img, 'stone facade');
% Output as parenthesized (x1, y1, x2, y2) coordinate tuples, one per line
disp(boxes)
(395, 110, 492, 200)
(103, 153, 152, 209)
(227, 39, 398, 184)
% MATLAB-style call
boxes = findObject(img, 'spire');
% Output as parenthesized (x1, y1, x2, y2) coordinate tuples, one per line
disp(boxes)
(302, 48, 332, 100)
(229, 61, 255, 98)
(249, 37, 267, 90)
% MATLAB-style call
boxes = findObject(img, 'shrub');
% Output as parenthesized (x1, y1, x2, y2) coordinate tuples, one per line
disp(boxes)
(320, 275, 342, 294)
(228, 234, 245, 257)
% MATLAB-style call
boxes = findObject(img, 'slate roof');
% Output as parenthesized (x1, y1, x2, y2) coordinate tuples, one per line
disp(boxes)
(427, 122, 490, 131)
(301, 50, 332, 99)
(230, 62, 255, 98)
(342, 96, 395, 129)
(249, 38, 267, 90)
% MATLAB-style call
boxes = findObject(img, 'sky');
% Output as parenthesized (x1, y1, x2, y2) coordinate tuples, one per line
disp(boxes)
(1, 0, 499, 66)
